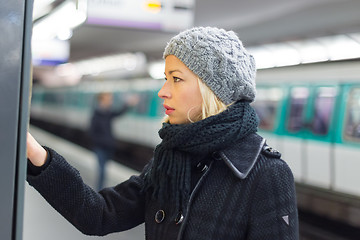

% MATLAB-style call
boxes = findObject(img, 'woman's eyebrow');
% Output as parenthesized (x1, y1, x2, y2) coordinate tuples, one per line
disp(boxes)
(166, 69, 183, 75)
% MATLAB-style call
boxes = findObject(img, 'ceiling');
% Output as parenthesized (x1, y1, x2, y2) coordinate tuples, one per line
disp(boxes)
(65, 0, 360, 62)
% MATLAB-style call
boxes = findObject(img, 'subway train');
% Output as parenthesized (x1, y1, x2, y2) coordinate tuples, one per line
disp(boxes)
(30, 60, 360, 205)
(30, 77, 165, 169)
(30, 78, 164, 148)
(254, 60, 360, 199)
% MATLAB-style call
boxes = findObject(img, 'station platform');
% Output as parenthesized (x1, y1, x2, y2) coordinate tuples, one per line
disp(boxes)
(23, 126, 145, 240)
(23, 127, 360, 240)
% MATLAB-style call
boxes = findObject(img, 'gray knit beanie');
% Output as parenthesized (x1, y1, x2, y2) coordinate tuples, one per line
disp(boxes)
(163, 26, 256, 104)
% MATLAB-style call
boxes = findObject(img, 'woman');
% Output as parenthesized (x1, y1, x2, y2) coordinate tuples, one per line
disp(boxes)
(27, 27, 299, 240)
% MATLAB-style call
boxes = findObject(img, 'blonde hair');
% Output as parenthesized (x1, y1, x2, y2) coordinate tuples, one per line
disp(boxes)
(163, 78, 230, 123)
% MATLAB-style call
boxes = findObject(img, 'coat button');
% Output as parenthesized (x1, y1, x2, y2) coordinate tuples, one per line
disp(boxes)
(174, 212, 184, 225)
(196, 162, 208, 172)
(155, 210, 165, 223)
(212, 152, 222, 160)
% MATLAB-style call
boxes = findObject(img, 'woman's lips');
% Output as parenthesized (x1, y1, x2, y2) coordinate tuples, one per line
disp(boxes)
(164, 104, 175, 115)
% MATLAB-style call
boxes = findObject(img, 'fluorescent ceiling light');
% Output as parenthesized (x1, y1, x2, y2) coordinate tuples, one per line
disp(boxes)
(32, 0, 55, 20)
(350, 33, 360, 43)
(33, 0, 87, 40)
(290, 39, 329, 64)
(249, 43, 301, 69)
(266, 43, 301, 67)
(317, 34, 360, 61)
(71, 52, 147, 76)
(148, 61, 165, 79)
(56, 28, 73, 41)
(249, 47, 275, 69)
(249, 32, 360, 69)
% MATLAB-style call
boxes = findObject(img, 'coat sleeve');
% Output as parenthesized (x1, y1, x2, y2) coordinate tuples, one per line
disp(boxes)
(26, 147, 148, 236)
(111, 105, 129, 118)
(246, 157, 299, 240)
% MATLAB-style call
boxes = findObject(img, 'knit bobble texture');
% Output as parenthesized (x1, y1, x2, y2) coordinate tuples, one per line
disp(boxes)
(163, 26, 257, 104)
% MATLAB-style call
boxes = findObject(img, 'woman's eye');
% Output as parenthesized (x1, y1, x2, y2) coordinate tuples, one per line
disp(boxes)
(173, 77, 181, 82)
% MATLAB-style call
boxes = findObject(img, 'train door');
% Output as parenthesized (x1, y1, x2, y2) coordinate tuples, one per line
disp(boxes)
(282, 84, 338, 187)
(302, 85, 338, 188)
(281, 85, 310, 182)
(334, 84, 360, 196)
(0, 0, 33, 240)
(252, 85, 286, 150)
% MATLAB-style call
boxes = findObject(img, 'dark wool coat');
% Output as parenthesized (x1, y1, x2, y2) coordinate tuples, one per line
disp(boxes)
(27, 133, 299, 240)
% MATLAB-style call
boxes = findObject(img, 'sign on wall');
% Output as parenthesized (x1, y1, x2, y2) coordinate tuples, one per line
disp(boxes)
(87, 0, 194, 32)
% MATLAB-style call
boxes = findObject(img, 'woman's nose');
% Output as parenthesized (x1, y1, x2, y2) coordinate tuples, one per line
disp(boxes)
(158, 81, 171, 99)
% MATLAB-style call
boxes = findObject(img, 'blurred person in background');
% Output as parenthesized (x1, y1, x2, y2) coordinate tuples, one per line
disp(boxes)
(89, 92, 138, 190)
(26, 26, 298, 239)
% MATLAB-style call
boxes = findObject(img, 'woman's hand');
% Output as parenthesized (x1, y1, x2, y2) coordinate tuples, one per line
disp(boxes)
(26, 132, 47, 166)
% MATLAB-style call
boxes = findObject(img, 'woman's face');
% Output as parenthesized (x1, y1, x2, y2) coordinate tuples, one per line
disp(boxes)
(158, 55, 203, 124)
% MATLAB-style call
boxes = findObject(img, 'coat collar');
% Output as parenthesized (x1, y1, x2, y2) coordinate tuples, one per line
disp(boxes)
(217, 133, 266, 179)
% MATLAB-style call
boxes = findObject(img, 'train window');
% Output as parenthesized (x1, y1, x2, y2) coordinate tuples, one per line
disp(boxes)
(287, 87, 309, 133)
(310, 87, 337, 135)
(66, 91, 81, 108)
(112, 92, 127, 109)
(344, 87, 360, 142)
(31, 89, 42, 104)
(133, 92, 151, 115)
(252, 87, 283, 131)
(43, 91, 64, 105)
